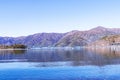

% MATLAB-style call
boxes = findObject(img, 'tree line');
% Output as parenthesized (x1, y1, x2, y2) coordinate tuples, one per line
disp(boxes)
(0, 44, 27, 49)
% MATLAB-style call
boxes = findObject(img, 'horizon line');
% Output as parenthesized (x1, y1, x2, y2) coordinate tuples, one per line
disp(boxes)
(2, 26, 120, 37)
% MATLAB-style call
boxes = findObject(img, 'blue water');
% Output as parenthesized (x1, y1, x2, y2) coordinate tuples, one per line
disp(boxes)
(0, 48, 120, 80)
(0, 63, 120, 80)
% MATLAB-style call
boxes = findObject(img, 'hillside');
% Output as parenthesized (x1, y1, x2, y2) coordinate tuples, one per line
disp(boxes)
(55, 30, 88, 47)
(89, 35, 120, 46)
(0, 33, 65, 47)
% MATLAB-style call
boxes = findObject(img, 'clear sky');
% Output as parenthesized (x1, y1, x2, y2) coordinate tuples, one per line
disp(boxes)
(0, 0, 120, 37)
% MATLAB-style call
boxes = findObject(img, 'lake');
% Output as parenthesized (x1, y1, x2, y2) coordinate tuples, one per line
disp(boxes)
(0, 47, 120, 80)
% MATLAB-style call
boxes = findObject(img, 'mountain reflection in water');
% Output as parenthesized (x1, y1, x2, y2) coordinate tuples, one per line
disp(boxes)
(0, 47, 120, 66)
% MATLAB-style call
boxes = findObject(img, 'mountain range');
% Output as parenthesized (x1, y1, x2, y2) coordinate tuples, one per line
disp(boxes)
(1, 26, 120, 47)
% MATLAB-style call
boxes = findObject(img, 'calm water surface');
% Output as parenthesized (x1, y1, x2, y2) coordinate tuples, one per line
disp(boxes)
(0, 47, 120, 80)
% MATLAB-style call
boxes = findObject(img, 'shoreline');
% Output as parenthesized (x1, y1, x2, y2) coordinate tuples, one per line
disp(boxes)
(0, 45, 120, 50)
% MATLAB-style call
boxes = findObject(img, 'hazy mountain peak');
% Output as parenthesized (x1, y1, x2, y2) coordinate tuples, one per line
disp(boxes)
(69, 30, 79, 33)
(96, 26, 105, 28)
(92, 26, 106, 29)
(89, 26, 107, 32)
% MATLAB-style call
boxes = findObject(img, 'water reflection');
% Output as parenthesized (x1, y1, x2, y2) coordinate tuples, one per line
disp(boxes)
(0, 48, 120, 66)
(13, 50, 26, 54)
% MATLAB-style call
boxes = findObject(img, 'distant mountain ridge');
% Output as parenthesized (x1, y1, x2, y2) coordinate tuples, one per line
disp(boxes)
(1, 26, 120, 47)
(55, 26, 120, 46)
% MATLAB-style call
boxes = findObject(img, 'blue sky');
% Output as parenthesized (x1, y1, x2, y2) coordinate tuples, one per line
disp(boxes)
(0, 0, 120, 37)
